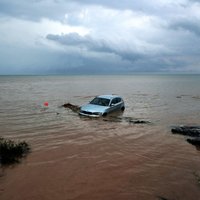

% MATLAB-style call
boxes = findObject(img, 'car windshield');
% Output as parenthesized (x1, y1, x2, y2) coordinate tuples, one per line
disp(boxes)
(90, 97, 110, 106)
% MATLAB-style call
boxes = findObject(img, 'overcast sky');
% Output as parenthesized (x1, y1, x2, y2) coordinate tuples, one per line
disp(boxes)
(0, 0, 200, 74)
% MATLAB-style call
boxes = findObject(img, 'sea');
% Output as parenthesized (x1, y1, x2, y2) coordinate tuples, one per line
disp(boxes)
(0, 74, 200, 200)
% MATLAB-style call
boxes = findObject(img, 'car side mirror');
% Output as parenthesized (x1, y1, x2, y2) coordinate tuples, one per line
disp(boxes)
(111, 103, 115, 107)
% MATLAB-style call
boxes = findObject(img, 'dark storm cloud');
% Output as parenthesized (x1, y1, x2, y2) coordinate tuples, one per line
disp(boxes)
(46, 32, 187, 73)
(46, 33, 143, 63)
(170, 19, 200, 37)
(0, 0, 147, 20)
(0, 0, 68, 21)
(47, 33, 113, 53)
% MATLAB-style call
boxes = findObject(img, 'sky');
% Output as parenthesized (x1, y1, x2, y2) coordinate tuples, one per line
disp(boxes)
(0, 0, 200, 74)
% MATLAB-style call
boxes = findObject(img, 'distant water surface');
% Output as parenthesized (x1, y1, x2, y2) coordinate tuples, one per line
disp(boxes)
(0, 74, 200, 139)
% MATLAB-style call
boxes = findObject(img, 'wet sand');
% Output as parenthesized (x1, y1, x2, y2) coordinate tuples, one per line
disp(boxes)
(1, 124, 200, 200)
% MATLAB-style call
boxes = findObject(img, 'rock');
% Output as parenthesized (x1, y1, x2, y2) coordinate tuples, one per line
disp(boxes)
(62, 103, 80, 113)
(0, 137, 30, 166)
(187, 138, 200, 146)
(128, 119, 151, 124)
(130, 120, 151, 124)
(171, 126, 200, 137)
(171, 126, 200, 149)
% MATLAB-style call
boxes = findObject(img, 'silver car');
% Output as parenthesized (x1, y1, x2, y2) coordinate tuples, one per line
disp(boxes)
(79, 95, 125, 117)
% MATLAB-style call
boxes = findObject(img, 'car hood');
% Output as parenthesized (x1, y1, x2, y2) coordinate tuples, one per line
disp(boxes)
(80, 104, 109, 113)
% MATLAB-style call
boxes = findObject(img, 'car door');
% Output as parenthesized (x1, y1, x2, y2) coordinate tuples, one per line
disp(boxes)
(109, 98, 120, 112)
(115, 98, 122, 110)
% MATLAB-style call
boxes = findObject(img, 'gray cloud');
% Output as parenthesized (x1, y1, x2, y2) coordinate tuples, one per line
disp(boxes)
(0, 0, 155, 20)
(0, 0, 69, 21)
(170, 19, 200, 37)
(46, 33, 142, 63)
(46, 33, 113, 53)
(188, 0, 200, 2)
(1, 0, 200, 74)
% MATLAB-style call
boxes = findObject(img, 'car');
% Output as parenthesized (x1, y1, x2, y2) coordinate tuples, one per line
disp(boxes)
(79, 95, 125, 117)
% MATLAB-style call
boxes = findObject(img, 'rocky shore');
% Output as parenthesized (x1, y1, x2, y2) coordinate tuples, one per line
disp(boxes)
(171, 126, 200, 147)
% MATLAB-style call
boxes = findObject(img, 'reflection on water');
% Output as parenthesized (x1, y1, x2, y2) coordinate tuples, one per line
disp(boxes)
(1, 75, 200, 200)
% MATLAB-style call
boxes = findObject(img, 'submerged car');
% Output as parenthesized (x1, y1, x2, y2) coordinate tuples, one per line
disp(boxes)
(79, 95, 125, 117)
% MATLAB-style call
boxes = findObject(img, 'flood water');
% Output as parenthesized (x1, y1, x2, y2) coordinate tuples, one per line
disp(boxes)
(0, 74, 200, 200)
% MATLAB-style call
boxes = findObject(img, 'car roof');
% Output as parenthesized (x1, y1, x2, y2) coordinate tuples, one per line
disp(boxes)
(97, 95, 121, 100)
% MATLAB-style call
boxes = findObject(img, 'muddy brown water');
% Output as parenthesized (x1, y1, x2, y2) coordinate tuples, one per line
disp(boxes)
(1, 75, 200, 200)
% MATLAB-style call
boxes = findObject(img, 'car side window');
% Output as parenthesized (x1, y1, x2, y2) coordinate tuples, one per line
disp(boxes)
(111, 98, 117, 105)
(116, 98, 121, 103)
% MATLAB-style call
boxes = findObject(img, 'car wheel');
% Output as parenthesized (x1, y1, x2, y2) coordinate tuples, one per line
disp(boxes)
(121, 107, 125, 111)
(102, 113, 107, 117)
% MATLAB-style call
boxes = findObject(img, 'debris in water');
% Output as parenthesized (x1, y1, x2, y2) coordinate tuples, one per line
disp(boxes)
(62, 103, 80, 113)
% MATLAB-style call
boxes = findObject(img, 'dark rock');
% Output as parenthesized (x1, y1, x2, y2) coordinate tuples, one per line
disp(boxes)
(128, 119, 151, 124)
(171, 126, 200, 137)
(187, 138, 200, 146)
(62, 103, 80, 113)
(171, 126, 200, 149)
(0, 137, 30, 166)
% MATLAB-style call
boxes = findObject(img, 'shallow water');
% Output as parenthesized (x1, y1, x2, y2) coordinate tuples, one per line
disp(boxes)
(0, 75, 200, 200)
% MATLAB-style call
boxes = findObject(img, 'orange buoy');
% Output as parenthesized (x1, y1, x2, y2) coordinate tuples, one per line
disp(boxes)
(44, 101, 49, 107)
